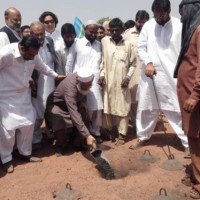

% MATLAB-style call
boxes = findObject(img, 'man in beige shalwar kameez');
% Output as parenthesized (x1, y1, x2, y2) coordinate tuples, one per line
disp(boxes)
(98, 18, 136, 145)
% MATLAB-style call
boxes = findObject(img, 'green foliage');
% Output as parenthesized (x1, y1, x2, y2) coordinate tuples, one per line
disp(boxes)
(97, 17, 110, 25)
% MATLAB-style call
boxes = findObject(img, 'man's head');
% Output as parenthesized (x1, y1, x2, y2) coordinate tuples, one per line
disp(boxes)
(96, 25, 105, 41)
(152, 0, 171, 26)
(109, 18, 124, 43)
(124, 20, 135, 31)
(18, 36, 41, 60)
(179, 0, 200, 23)
(85, 20, 98, 44)
(135, 10, 150, 32)
(77, 68, 94, 95)
(103, 20, 110, 36)
(39, 11, 58, 34)
(5, 7, 21, 32)
(30, 22, 45, 46)
(20, 25, 30, 37)
(61, 23, 76, 48)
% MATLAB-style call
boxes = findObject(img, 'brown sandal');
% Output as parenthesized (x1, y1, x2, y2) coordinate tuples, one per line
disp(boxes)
(181, 174, 195, 187)
(190, 187, 200, 199)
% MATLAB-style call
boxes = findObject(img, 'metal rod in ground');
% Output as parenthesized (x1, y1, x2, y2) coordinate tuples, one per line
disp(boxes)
(152, 76, 173, 159)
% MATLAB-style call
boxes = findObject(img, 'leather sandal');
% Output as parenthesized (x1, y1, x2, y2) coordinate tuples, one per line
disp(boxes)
(190, 187, 200, 199)
(181, 174, 195, 187)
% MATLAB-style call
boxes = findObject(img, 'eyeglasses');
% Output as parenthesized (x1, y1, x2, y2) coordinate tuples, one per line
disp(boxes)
(44, 20, 55, 25)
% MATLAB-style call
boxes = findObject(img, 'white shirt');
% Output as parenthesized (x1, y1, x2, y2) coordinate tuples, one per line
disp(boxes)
(66, 37, 103, 110)
(137, 17, 182, 111)
(0, 25, 21, 49)
(45, 29, 63, 51)
(56, 39, 77, 75)
(66, 37, 101, 74)
(0, 42, 58, 130)
(32, 39, 56, 118)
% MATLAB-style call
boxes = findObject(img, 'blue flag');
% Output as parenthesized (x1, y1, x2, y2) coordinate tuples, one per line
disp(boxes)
(74, 17, 85, 38)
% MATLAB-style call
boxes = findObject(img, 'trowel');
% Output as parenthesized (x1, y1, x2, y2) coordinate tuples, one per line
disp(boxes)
(90, 149, 115, 180)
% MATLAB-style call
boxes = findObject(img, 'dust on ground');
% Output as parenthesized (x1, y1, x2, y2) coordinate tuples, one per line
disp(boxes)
(0, 120, 192, 200)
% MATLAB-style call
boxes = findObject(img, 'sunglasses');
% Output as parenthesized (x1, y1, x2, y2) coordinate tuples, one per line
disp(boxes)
(44, 20, 55, 25)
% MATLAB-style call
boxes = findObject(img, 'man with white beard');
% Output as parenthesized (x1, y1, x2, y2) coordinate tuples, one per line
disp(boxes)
(45, 68, 96, 156)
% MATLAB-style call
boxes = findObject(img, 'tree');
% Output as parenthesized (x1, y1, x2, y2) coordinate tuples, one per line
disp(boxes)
(97, 17, 110, 25)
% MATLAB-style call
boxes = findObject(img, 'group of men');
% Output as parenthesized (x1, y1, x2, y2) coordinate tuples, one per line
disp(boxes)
(1, 0, 200, 199)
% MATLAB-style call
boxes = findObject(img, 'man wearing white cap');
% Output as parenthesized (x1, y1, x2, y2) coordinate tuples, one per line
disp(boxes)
(45, 68, 96, 156)
(66, 19, 103, 142)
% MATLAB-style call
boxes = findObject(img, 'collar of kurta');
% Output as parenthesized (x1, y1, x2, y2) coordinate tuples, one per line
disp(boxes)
(82, 36, 98, 46)
(154, 16, 172, 28)
(45, 29, 60, 37)
(14, 43, 22, 58)
(129, 27, 138, 34)
(5, 25, 21, 40)
(110, 36, 125, 44)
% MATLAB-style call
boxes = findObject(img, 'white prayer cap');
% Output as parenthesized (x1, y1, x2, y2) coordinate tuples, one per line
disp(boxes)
(85, 19, 97, 26)
(77, 68, 94, 83)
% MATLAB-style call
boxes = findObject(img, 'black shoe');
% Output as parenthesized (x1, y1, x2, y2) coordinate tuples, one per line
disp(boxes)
(91, 133, 103, 144)
(74, 145, 89, 152)
(19, 155, 42, 162)
(3, 160, 14, 173)
(94, 136, 103, 144)
(55, 146, 65, 157)
(32, 143, 42, 151)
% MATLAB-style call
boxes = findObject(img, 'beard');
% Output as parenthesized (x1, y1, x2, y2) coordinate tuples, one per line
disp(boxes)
(7, 22, 20, 32)
(76, 83, 90, 95)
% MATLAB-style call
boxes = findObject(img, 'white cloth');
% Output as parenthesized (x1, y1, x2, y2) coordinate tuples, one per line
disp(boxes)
(32, 39, 55, 118)
(0, 26, 21, 49)
(66, 37, 103, 111)
(88, 110, 102, 136)
(45, 29, 63, 51)
(137, 17, 182, 112)
(136, 17, 188, 147)
(0, 32, 10, 49)
(0, 42, 58, 131)
(56, 40, 68, 75)
(0, 123, 34, 164)
(136, 110, 188, 148)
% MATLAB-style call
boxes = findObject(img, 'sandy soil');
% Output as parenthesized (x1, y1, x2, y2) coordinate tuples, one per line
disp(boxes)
(0, 120, 193, 200)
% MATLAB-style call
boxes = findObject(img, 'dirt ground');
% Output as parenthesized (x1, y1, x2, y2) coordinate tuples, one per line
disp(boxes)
(0, 119, 193, 200)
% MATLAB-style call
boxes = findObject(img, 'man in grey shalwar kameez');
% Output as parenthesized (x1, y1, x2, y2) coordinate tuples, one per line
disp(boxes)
(45, 68, 96, 156)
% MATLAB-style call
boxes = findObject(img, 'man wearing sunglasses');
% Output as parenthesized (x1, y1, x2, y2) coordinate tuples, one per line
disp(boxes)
(39, 11, 63, 51)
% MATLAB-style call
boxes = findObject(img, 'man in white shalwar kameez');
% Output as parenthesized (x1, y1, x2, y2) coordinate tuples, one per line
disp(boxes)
(66, 20, 103, 142)
(0, 36, 64, 173)
(56, 23, 76, 75)
(39, 11, 63, 51)
(129, 0, 189, 156)
(30, 22, 59, 144)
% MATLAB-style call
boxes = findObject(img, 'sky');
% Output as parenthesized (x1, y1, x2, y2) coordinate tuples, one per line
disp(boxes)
(0, 0, 181, 30)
